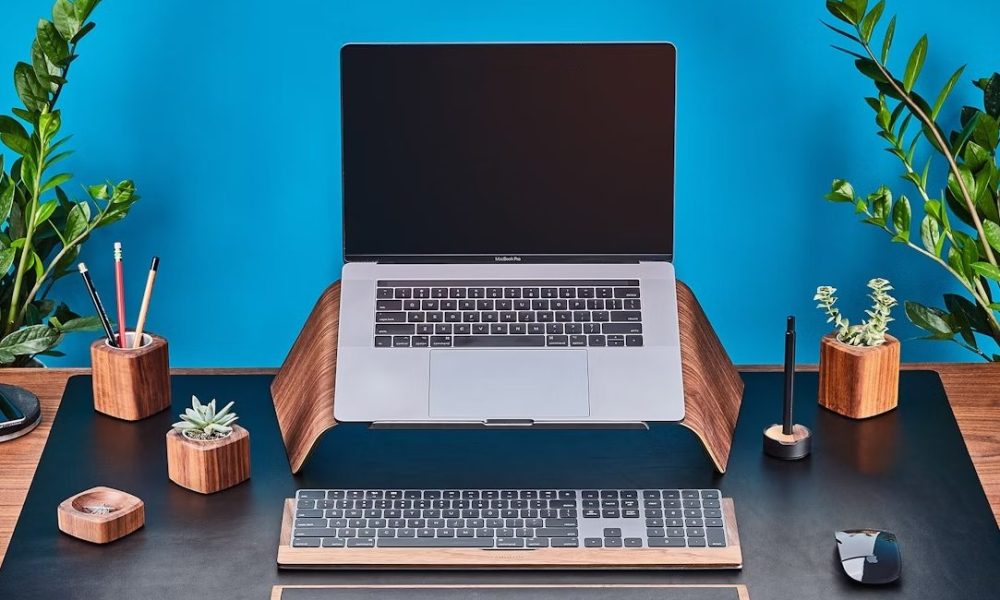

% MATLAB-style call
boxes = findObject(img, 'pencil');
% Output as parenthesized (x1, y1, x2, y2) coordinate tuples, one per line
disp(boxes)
(132, 257, 159, 348)
(77, 263, 117, 347)
(113, 242, 126, 347)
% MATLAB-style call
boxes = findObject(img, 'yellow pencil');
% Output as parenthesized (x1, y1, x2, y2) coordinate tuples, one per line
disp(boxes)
(132, 257, 160, 348)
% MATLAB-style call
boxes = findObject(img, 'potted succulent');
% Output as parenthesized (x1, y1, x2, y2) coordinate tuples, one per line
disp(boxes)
(0, 0, 139, 366)
(166, 396, 250, 494)
(814, 278, 900, 419)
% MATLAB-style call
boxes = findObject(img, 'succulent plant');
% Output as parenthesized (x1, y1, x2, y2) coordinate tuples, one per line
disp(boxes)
(172, 395, 238, 440)
(815, 278, 898, 347)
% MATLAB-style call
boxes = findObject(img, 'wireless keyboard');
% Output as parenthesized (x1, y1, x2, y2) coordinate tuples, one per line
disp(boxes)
(291, 488, 727, 550)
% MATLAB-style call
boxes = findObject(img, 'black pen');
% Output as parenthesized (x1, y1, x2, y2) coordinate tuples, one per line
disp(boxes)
(78, 262, 118, 347)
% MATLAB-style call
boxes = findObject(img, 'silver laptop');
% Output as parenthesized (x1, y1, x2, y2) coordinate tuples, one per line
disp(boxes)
(334, 43, 684, 426)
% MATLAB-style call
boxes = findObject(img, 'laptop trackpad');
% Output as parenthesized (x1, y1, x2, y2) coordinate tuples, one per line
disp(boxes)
(429, 350, 590, 420)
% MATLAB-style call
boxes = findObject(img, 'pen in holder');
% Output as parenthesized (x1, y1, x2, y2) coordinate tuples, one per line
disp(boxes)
(90, 332, 171, 421)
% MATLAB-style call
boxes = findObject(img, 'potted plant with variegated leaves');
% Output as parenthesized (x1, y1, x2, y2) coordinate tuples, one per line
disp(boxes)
(814, 278, 901, 419)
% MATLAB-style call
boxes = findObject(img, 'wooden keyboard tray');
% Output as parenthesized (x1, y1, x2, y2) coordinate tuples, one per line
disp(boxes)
(277, 498, 742, 569)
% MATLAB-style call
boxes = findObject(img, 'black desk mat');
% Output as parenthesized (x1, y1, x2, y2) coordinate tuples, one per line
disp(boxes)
(1, 372, 998, 599)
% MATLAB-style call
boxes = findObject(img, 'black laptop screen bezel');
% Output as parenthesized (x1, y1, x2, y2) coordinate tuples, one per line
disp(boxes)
(340, 42, 677, 265)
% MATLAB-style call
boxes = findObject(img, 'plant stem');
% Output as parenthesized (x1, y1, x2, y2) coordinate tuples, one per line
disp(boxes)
(5, 134, 47, 335)
(858, 40, 997, 267)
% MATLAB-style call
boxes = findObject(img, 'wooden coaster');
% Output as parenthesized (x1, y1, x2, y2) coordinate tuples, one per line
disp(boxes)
(57, 486, 144, 544)
(277, 498, 742, 569)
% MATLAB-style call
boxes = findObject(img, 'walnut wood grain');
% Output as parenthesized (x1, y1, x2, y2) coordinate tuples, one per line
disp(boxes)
(270, 282, 341, 473)
(1, 364, 997, 568)
(818, 334, 900, 419)
(277, 498, 741, 569)
(166, 425, 250, 494)
(270, 584, 751, 600)
(90, 334, 171, 421)
(676, 282, 745, 473)
(56, 486, 144, 544)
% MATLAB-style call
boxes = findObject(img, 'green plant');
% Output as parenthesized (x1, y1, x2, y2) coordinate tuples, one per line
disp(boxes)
(815, 278, 898, 346)
(0, 0, 139, 366)
(172, 396, 239, 441)
(822, 0, 1000, 360)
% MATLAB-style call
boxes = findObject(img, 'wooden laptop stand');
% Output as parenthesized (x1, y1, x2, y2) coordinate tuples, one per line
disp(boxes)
(271, 280, 744, 475)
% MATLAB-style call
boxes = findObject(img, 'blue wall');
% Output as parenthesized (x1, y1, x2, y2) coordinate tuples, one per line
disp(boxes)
(0, 0, 997, 367)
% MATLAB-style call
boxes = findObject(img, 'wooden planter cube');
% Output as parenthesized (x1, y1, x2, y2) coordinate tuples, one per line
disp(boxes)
(57, 486, 144, 544)
(166, 425, 250, 494)
(818, 334, 900, 419)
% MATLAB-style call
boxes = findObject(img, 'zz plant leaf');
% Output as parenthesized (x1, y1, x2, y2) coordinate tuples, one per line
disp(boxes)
(0, 0, 140, 366)
(821, 0, 1000, 361)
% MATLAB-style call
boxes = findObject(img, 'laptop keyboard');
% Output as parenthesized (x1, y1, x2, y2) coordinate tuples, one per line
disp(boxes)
(374, 280, 643, 349)
(292, 488, 727, 549)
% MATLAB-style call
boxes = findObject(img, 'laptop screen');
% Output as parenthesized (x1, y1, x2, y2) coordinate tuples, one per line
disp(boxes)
(341, 43, 676, 262)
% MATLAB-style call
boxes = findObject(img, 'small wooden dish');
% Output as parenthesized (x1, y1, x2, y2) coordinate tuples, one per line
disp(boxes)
(167, 425, 250, 494)
(57, 486, 144, 544)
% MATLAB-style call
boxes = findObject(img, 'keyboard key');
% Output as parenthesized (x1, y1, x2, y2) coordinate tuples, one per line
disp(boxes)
(707, 528, 726, 547)
(487, 288, 503, 298)
(430, 336, 452, 347)
(588, 335, 606, 347)
(449, 288, 465, 298)
(596, 288, 613, 298)
(626, 335, 643, 347)
(432, 288, 448, 298)
(292, 538, 321, 547)
(551, 538, 579, 547)
(503, 288, 521, 298)
(603, 323, 642, 334)
(570, 335, 587, 347)
(377, 288, 393, 299)
(380, 537, 494, 548)
(604, 537, 622, 547)
(376, 300, 402, 311)
(648, 538, 686, 548)
(541, 288, 557, 298)
(376, 312, 407, 323)
(392, 336, 410, 348)
(394, 288, 412, 299)
(375, 336, 391, 347)
(453, 335, 545, 347)
(414, 288, 430, 298)
(468, 288, 485, 298)
(611, 311, 642, 322)
(584, 538, 603, 547)
(614, 287, 640, 298)
(546, 335, 568, 347)
(624, 538, 643, 547)
(603, 528, 621, 537)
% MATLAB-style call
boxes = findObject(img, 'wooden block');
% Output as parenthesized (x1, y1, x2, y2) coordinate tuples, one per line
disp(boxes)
(57, 486, 144, 544)
(90, 332, 171, 421)
(272, 281, 743, 474)
(271, 584, 751, 600)
(166, 425, 250, 494)
(818, 334, 900, 419)
(277, 497, 742, 569)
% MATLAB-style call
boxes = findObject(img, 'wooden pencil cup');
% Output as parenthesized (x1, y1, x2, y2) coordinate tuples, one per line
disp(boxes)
(166, 425, 250, 494)
(818, 334, 900, 419)
(91, 332, 171, 421)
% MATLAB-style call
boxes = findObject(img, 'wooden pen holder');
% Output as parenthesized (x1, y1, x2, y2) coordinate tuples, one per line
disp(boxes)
(91, 332, 171, 421)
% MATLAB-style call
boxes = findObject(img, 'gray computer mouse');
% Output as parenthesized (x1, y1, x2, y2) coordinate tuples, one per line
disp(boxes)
(835, 529, 901, 584)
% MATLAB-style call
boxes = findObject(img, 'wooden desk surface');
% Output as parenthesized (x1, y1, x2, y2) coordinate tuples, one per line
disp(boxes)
(1, 365, 997, 568)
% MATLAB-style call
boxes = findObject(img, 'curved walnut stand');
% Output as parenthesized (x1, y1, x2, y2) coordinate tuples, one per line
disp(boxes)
(271, 280, 743, 474)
